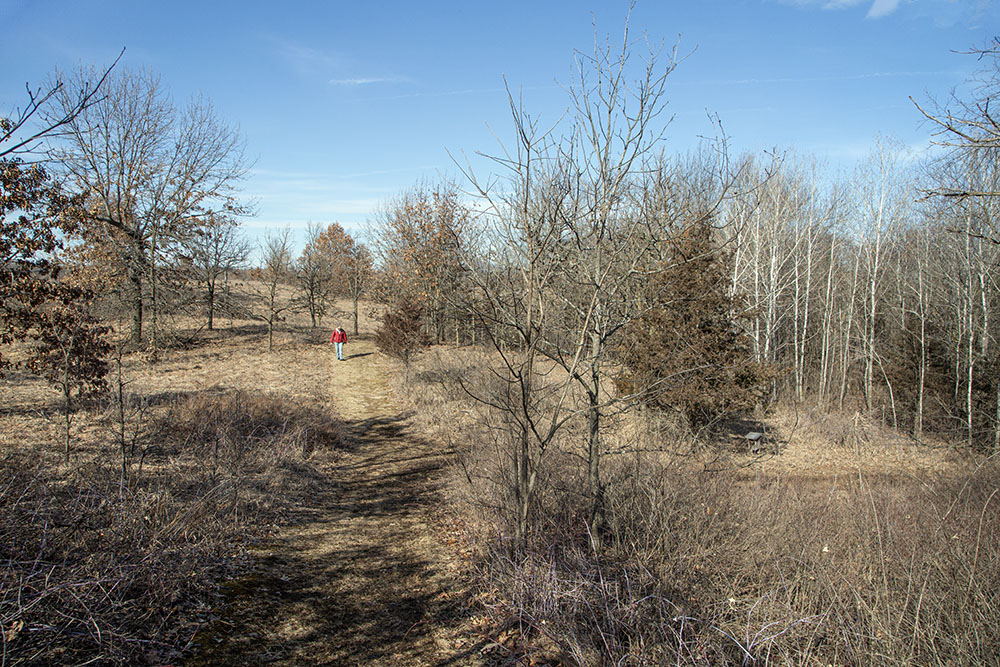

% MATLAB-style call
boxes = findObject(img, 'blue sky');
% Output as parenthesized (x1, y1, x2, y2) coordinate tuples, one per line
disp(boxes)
(3, 0, 997, 247)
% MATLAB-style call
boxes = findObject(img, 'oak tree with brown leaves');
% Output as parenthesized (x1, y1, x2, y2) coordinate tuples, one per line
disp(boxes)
(370, 184, 465, 342)
(295, 223, 335, 328)
(2, 133, 110, 459)
(375, 300, 429, 381)
(48, 66, 249, 351)
(295, 222, 372, 332)
(1, 156, 85, 373)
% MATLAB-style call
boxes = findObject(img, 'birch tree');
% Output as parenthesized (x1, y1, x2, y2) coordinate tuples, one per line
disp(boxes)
(853, 138, 910, 414)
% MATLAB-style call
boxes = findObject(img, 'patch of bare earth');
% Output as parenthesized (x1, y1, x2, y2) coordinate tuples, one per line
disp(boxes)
(184, 334, 489, 666)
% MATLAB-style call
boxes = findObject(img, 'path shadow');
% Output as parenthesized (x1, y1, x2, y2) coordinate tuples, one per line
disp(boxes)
(344, 411, 414, 445)
(184, 410, 484, 666)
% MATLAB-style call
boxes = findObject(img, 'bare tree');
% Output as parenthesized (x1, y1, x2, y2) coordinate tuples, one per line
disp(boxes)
(854, 138, 910, 415)
(728, 154, 805, 373)
(1, 50, 119, 160)
(894, 213, 938, 439)
(342, 240, 373, 336)
(185, 212, 249, 329)
(453, 84, 578, 545)
(48, 66, 249, 350)
(548, 24, 684, 532)
(254, 229, 294, 352)
(913, 38, 1000, 202)
(450, 14, 741, 543)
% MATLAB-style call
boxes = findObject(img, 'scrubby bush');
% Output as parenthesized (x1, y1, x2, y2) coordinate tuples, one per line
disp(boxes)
(375, 300, 430, 380)
(0, 390, 346, 666)
(466, 455, 1000, 665)
(403, 349, 1000, 666)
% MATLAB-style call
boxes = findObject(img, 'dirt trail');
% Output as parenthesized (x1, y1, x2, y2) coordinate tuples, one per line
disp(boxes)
(186, 338, 487, 666)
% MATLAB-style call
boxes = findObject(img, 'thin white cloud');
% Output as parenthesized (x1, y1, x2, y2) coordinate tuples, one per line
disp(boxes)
(250, 165, 439, 182)
(866, 0, 900, 18)
(264, 34, 410, 85)
(680, 70, 959, 87)
(265, 36, 343, 73)
(330, 76, 412, 86)
(777, 0, 866, 9)
(356, 86, 502, 101)
(776, 0, 903, 16)
(243, 165, 446, 231)
(354, 84, 557, 103)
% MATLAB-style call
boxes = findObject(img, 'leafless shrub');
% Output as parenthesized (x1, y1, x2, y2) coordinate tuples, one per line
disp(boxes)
(401, 348, 1000, 665)
(477, 454, 1000, 665)
(797, 407, 913, 455)
(0, 454, 223, 666)
(0, 390, 347, 666)
(160, 390, 346, 471)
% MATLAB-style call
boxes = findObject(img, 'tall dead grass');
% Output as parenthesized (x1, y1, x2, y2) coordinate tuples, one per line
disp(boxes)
(401, 347, 1000, 666)
(0, 389, 346, 666)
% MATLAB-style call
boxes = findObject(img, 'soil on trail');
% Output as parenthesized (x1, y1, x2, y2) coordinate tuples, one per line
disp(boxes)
(185, 337, 488, 666)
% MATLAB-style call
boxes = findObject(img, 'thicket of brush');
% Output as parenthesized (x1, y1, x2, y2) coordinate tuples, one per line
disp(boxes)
(403, 349, 1000, 666)
(0, 389, 345, 666)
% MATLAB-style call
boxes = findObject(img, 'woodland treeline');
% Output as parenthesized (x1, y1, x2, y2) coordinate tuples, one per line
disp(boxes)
(367, 44, 1000, 463)
(5, 38, 1000, 462)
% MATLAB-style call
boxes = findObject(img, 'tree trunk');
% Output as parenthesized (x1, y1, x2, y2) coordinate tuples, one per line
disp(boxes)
(149, 233, 159, 359)
(207, 280, 216, 330)
(587, 388, 604, 542)
(515, 426, 530, 548)
(63, 348, 72, 463)
(819, 230, 836, 406)
(915, 273, 927, 439)
(915, 316, 926, 439)
(352, 293, 360, 335)
(129, 264, 143, 347)
(994, 374, 1000, 455)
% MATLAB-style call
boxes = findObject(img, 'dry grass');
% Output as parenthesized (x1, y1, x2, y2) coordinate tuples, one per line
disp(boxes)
(397, 345, 1000, 666)
(0, 304, 356, 666)
(5, 288, 997, 665)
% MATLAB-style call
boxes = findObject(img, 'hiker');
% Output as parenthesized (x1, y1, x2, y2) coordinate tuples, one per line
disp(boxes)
(331, 326, 347, 361)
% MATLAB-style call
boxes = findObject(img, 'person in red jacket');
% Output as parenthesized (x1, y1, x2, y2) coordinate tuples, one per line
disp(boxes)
(331, 326, 347, 360)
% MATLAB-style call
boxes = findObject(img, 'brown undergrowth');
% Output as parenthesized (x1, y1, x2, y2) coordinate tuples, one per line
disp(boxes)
(398, 345, 1000, 666)
(0, 320, 348, 666)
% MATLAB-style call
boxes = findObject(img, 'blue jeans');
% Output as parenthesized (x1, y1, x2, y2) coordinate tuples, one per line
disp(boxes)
(335, 342, 344, 359)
